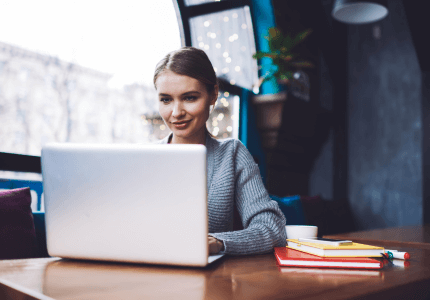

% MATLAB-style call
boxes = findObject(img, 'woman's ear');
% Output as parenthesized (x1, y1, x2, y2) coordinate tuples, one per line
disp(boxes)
(211, 85, 219, 107)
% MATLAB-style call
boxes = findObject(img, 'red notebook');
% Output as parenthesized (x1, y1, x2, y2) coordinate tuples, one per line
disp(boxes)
(274, 247, 383, 269)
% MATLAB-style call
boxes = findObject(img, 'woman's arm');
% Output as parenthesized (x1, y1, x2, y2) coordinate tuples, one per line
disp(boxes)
(209, 141, 287, 255)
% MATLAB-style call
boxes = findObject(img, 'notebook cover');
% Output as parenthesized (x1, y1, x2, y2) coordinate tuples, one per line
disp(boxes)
(286, 239, 384, 250)
(275, 247, 383, 269)
(285, 239, 384, 257)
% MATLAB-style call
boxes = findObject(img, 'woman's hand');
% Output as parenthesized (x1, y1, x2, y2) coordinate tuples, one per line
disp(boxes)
(208, 236, 224, 255)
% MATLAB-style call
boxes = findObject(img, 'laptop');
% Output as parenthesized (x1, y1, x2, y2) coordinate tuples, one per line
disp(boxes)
(41, 143, 224, 267)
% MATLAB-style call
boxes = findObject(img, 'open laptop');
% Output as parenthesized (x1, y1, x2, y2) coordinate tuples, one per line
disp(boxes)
(41, 143, 224, 267)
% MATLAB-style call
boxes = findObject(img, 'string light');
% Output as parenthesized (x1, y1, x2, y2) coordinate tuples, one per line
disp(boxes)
(227, 126, 233, 132)
(199, 42, 204, 48)
(204, 21, 210, 27)
(223, 102, 229, 107)
(224, 91, 229, 97)
(222, 67, 229, 74)
(233, 13, 238, 18)
(210, 33, 216, 39)
(231, 115, 236, 120)
(213, 127, 219, 136)
(223, 16, 229, 22)
(214, 67, 217, 73)
(229, 34, 239, 42)
(217, 113, 224, 121)
(230, 79, 236, 85)
(160, 125, 166, 130)
(226, 57, 231, 63)
(223, 52, 229, 58)
(204, 44, 209, 50)
(212, 120, 218, 126)
(235, 66, 241, 72)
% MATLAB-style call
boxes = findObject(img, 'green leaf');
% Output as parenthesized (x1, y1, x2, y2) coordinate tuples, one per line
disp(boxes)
(267, 27, 283, 52)
(281, 35, 294, 52)
(292, 29, 313, 47)
(290, 61, 315, 68)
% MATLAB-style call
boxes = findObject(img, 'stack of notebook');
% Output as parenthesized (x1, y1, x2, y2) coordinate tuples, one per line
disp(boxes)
(274, 239, 385, 269)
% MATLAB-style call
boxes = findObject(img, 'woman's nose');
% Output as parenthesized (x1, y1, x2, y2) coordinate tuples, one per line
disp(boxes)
(172, 101, 184, 118)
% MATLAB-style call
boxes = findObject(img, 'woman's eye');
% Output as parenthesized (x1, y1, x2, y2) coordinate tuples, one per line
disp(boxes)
(160, 98, 171, 104)
(185, 96, 197, 101)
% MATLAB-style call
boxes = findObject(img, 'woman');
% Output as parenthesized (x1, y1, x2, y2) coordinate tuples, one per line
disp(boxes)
(154, 46, 287, 255)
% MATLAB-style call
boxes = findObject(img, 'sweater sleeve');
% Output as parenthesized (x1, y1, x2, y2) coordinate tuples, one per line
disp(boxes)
(208, 140, 287, 255)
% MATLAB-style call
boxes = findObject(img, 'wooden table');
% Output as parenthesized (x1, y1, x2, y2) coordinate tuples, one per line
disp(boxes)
(1, 227, 430, 300)
(324, 225, 430, 249)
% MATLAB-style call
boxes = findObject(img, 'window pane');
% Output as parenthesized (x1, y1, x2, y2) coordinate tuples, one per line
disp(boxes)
(207, 91, 240, 139)
(189, 6, 258, 90)
(184, 0, 227, 6)
(0, 0, 181, 156)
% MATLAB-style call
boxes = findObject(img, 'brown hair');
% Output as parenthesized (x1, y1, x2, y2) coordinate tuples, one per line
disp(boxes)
(154, 47, 219, 138)
(153, 46, 218, 95)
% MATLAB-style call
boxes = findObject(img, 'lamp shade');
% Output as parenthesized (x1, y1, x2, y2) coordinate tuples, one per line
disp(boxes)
(332, 0, 388, 24)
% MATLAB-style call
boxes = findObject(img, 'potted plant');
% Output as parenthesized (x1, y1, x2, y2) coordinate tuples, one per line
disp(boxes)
(252, 27, 315, 91)
(250, 27, 319, 150)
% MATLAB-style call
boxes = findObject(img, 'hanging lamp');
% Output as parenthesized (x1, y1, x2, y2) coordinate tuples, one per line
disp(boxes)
(332, 0, 388, 24)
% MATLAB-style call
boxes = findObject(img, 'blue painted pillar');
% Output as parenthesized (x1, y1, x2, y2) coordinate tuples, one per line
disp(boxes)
(250, 0, 280, 95)
(239, 89, 267, 185)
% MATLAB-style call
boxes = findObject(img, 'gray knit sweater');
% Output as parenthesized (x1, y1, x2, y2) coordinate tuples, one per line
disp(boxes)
(158, 133, 287, 255)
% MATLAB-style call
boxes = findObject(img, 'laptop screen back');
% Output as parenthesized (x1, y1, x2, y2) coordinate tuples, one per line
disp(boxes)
(42, 143, 208, 266)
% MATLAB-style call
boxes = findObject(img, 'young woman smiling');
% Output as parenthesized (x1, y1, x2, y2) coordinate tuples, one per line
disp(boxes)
(154, 47, 287, 255)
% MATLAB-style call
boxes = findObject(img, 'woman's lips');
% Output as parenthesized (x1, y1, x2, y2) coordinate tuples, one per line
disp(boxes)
(172, 120, 191, 129)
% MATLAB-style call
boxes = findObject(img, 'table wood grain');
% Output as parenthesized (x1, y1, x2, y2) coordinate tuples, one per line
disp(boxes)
(324, 225, 430, 249)
(1, 240, 430, 300)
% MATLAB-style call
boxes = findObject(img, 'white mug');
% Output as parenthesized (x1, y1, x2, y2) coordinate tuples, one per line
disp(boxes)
(285, 225, 318, 240)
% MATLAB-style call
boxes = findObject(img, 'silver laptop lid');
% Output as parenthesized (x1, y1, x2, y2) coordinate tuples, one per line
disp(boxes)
(42, 143, 209, 266)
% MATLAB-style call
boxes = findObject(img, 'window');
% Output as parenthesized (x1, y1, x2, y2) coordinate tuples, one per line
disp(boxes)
(189, 6, 257, 90)
(179, 0, 258, 139)
(0, 0, 181, 156)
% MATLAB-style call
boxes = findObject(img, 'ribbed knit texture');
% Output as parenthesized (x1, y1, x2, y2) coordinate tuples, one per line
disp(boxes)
(158, 133, 287, 255)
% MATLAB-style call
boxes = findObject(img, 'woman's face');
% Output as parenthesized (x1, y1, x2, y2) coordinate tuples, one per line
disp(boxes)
(156, 70, 217, 144)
